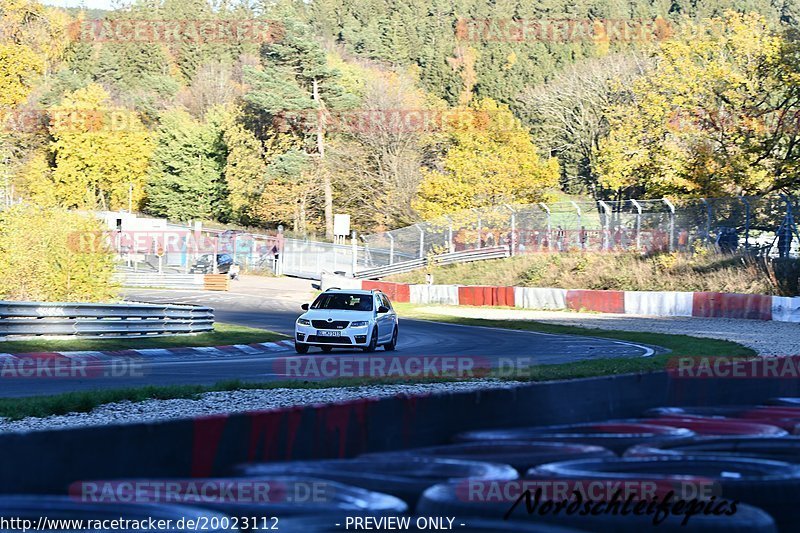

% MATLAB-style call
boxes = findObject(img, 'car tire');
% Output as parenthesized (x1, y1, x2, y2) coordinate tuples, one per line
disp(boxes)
(321, 346, 333, 353)
(416, 481, 776, 532)
(362, 327, 378, 352)
(530, 456, 800, 531)
(625, 436, 800, 463)
(295, 342, 309, 354)
(384, 325, 398, 351)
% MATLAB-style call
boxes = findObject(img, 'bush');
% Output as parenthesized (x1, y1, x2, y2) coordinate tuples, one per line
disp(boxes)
(0, 205, 117, 301)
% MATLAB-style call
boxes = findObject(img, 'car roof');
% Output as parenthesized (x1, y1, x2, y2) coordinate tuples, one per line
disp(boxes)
(321, 288, 380, 296)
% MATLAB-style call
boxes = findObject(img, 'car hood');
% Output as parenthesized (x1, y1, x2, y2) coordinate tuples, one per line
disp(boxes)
(300, 310, 374, 322)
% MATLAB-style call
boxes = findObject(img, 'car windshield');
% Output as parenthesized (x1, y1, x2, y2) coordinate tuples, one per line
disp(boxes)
(312, 293, 373, 311)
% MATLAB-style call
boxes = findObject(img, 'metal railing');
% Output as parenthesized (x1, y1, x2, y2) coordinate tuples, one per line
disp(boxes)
(354, 245, 510, 279)
(113, 272, 205, 290)
(0, 301, 214, 337)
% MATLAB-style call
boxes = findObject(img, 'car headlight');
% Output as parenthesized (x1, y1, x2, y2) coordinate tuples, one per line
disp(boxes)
(297, 318, 311, 326)
(350, 321, 369, 327)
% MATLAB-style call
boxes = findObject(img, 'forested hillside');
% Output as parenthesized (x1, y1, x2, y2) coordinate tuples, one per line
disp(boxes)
(2, 0, 800, 238)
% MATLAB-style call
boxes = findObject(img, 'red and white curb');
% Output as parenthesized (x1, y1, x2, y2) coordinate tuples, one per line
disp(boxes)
(0, 339, 295, 363)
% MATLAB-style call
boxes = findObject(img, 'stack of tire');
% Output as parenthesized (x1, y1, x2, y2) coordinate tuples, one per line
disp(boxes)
(410, 405, 800, 532)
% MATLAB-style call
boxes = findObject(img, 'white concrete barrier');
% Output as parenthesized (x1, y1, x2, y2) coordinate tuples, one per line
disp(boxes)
(772, 296, 800, 323)
(320, 272, 363, 291)
(623, 291, 694, 317)
(410, 284, 459, 305)
(514, 287, 567, 309)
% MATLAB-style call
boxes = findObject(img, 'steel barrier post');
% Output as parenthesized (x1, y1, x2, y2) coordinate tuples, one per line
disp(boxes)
(598, 201, 611, 250)
(539, 202, 551, 251)
(630, 199, 642, 251)
(739, 196, 751, 250)
(443, 215, 454, 253)
(504, 204, 516, 255)
(351, 230, 357, 275)
(663, 198, 676, 251)
(700, 198, 712, 244)
(416, 224, 425, 258)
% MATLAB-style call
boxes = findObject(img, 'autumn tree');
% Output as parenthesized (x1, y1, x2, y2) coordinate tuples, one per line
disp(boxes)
(413, 98, 560, 219)
(595, 12, 800, 198)
(48, 83, 154, 210)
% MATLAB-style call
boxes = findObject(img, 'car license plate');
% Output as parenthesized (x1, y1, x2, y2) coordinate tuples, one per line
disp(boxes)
(317, 330, 341, 337)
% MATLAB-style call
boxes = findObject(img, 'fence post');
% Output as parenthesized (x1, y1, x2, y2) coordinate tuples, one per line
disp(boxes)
(663, 198, 675, 252)
(473, 209, 482, 249)
(416, 224, 425, 259)
(569, 201, 582, 250)
(387, 232, 395, 265)
(739, 196, 751, 250)
(630, 199, 642, 251)
(443, 215, 454, 253)
(351, 230, 357, 276)
(700, 198, 712, 244)
(504, 204, 516, 255)
(598, 201, 611, 250)
(539, 202, 551, 251)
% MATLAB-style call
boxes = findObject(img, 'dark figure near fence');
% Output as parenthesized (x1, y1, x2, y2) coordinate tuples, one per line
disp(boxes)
(716, 227, 738, 254)
(778, 224, 793, 258)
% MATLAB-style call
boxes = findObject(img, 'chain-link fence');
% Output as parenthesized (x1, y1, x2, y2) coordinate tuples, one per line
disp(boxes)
(360, 194, 800, 266)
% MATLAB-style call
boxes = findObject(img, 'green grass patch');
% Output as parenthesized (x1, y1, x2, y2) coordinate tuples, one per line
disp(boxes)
(0, 323, 287, 354)
(394, 302, 756, 381)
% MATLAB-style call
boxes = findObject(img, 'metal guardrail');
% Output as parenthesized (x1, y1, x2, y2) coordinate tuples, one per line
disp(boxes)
(0, 301, 214, 337)
(353, 245, 510, 279)
(113, 272, 205, 289)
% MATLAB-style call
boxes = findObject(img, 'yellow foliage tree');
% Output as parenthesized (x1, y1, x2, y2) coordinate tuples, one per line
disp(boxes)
(595, 12, 796, 198)
(413, 98, 559, 219)
(48, 84, 154, 210)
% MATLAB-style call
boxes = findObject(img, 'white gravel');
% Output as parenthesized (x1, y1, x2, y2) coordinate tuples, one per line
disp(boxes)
(0, 380, 522, 434)
(417, 306, 800, 356)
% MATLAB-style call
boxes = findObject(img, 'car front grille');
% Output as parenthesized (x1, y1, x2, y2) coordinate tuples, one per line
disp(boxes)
(312, 320, 350, 330)
(306, 335, 353, 344)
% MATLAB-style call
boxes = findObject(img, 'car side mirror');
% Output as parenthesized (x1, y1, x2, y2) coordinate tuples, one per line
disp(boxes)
(301, 303, 309, 311)
(378, 305, 389, 313)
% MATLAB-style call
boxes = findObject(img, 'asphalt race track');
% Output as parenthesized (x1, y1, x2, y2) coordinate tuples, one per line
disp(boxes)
(0, 283, 661, 397)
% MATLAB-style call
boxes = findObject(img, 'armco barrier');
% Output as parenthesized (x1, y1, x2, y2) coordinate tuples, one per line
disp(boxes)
(362, 281, 410, 303)
(514, 287, 567, 310)
(0, 301, 214, 337)
(409, 285, 459, 305)
(692, 292, 773, 321)
(624, 291, 694, 317)
(457, 286, 514, 306)
(3, 370, 800, 494)
(566, 289, 625, 313)
(772, 296, 800, 323)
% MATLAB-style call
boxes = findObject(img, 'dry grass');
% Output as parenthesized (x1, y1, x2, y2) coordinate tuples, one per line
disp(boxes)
(389, 251, 796, 295)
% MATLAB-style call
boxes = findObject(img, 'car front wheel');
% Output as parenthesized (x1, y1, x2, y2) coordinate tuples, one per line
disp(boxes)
(362, 326, 378, 352)
(295, 342, 309, 354)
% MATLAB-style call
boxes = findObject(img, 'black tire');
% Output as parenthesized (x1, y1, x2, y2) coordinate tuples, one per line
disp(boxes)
(625, 436, 800, 463)
(416, 481, 776, 532)
(295, 342, 309, 354)
(531, 456, 800, 531)
(278, 515, 588, 532)
(362, 326, 378, 352)
(320, 346, 333, 353)
(768, 397, 800, 406)
(0, 496, 231, 531)
(234, 457, 517, 511)
(361, 441, 615, 474)
(103, 476, 406, 517)
(636, 416, 787, 436)
(454, 422, 694, 454)
(384, 324, 398, 351)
